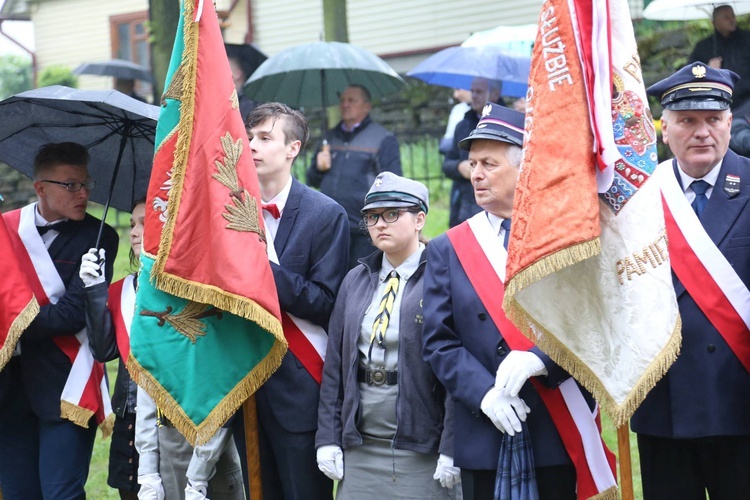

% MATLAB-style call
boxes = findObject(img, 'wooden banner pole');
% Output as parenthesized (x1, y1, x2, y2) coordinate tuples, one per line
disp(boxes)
(617, 423, 634, 500)
(243, 395, 262, 500)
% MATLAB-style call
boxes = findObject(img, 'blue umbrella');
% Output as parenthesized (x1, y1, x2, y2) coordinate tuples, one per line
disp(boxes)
(407, 45, 530, 98)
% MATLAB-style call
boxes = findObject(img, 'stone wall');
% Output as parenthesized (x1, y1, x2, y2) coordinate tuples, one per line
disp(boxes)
(0, 164, 36, 211)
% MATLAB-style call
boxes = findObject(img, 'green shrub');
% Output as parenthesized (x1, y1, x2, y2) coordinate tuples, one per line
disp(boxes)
(38, 65, 79, 88)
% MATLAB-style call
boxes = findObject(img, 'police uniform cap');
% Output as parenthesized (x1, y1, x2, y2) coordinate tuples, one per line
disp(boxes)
(647, 62, 740, 111)
(459, 103, 525, 151)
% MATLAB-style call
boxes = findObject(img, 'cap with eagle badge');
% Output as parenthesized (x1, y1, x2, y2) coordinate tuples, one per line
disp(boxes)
(647, 62, 740, 111)
(459, 102, 525, 150)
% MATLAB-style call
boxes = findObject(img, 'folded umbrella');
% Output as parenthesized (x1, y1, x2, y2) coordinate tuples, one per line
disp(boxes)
(495, 422, 539, 500)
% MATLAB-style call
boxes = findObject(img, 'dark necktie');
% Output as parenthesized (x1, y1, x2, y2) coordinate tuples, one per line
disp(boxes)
(262, 203, 281, 219)
(368, 270, 399, 360)
(501, 219, 512, 250)
(37, 220, 69, 236)
(691, 180, 709, 219)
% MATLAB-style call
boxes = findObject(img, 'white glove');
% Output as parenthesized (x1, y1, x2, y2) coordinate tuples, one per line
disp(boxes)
(495, 350, 547, 397)
(185, 479, 209, 500)
(316, 444, 344, 481)
(137, 473, 165, 500)
(480, 387, 530, 436)
(433, 453, 461, 489)
(79, 248, 106, 287)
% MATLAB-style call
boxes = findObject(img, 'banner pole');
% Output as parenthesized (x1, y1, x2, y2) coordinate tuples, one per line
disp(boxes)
(243, 395, 263, 500)
(617, 423, 634, 500)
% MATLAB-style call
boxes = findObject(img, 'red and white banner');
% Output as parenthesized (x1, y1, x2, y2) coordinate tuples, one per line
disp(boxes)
(4, 204, 112, 433)
(503, 0, 681, 427)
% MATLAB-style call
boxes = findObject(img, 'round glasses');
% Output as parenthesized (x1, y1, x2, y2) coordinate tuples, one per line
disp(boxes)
(41, 179, 96, 192)
(362, 209, 418, 227)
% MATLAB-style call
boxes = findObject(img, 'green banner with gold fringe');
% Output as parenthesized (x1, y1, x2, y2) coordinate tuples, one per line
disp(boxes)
(128, 0, 285, 446)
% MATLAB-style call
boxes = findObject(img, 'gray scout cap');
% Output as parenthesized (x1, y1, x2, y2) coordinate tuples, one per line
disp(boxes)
(361, 172, 429, 213)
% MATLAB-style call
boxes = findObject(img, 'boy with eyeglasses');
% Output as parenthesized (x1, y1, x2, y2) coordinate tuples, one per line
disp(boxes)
(0, 141, 119, 499)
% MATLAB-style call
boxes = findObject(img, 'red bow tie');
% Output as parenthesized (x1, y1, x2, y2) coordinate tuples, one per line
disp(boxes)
(262, 203, 281, 219)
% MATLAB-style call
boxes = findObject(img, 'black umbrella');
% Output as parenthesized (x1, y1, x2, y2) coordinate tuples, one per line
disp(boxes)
(73, 59, 155, 84)
(224, 43, 268, 81)
(0, 85, 159, 245)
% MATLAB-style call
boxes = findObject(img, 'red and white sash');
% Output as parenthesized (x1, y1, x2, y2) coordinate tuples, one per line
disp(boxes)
(447, 213, 617, 499)
(656, 161, 750, 372)
(3, 204, 113, 434)
(108, 274, 136, 364)
(267, 237, 326, 384)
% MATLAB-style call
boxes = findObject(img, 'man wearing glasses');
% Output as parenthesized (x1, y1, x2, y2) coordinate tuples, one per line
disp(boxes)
(0, 142, 119, 499)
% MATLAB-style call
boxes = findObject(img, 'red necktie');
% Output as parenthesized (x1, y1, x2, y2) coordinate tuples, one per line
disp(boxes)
(262, 203, 281, 219)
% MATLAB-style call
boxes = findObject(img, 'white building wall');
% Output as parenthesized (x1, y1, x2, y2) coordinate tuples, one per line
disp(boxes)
(32, 0, 147, 90)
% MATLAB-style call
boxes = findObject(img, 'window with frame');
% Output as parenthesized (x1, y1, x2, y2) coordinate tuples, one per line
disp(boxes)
(110, 11, 151, 98)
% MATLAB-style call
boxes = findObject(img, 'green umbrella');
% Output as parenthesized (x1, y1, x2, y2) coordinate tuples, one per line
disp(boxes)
(243, 41, 405, 129)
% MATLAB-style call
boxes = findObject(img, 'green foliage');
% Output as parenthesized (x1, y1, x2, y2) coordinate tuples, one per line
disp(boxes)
(0, 54, 32, 98)
(38, 65, 79, 88)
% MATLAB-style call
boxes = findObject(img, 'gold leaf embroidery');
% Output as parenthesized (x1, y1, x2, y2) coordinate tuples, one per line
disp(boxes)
(161, 63, 186, 106)
(140, 302, 223, 344)
(213, 132, 243, 193)
(230, 88, 239, 110)
(222, 189, 266, 242)
(213, 132, 266, 241)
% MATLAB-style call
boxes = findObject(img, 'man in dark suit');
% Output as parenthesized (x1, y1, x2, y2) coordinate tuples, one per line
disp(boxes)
(0, 142, 119, 499)
(422, 104, 603, 500)
(306, 84, 401, 269)
(240, 103, 349, 499)
(632, 63, 750, 498)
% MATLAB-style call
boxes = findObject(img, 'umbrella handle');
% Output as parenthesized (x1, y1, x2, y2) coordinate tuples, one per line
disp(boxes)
(95, 120, 131, 248)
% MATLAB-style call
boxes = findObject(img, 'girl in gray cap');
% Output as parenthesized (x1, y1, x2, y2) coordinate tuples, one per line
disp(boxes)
(316, 172, 461, 499)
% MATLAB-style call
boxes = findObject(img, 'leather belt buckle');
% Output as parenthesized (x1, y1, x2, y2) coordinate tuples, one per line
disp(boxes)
(370, 368, 386, 386)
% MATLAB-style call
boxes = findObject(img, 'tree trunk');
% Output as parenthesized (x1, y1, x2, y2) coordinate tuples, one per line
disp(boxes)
(322, 0, 348, 42)
(148, 0, 181, 101)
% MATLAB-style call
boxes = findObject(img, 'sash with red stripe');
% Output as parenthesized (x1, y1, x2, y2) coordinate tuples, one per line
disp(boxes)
(447, 216, 617, 499)
(3, 205, 113, 435)
(266, 234, 326, 384)
(108, 274, 136, 364)
(657, 161, 750, 372)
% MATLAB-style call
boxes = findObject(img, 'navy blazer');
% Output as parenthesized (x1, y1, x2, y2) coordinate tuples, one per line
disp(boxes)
(632, 150, 750, 438)
(255, 178, 349, 433)
(422, 232, 577, 471)
(0, 212, 119, 422)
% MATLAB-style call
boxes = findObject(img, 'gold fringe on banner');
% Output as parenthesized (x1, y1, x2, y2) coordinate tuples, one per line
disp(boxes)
(0, 298, 39, 371)
(60, 401, 95, 429)
(592, 485, 620, 500)
(505, 298, 682, 427)
(127, 341, 286, 446)
(504, 238, 601, 301)
(153, 271, 284, 343)
(151, 0, 199, 281)
(99, 412, 115, 439)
